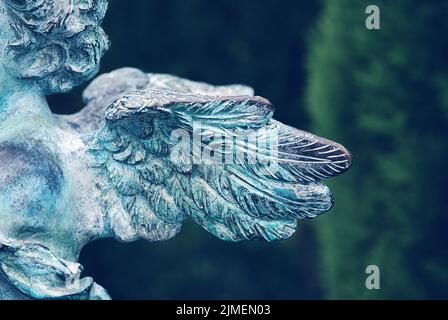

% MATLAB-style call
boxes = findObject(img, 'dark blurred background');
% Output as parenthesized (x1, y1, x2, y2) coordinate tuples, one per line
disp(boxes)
(48, 0, 448, 299)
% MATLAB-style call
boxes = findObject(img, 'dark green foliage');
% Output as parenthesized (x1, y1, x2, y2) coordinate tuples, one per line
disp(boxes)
(307, 0, 448, 299)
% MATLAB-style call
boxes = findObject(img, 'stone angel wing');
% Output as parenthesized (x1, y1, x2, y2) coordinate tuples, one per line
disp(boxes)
(57, 68, 351, 242)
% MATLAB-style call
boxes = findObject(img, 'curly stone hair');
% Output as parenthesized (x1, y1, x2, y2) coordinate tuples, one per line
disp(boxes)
(4, 0, 110, 94)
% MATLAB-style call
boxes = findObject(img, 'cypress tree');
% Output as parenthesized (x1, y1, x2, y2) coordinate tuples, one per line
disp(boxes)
(307, 0, 448, 299)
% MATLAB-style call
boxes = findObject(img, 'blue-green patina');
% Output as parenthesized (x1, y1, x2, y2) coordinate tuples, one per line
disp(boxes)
(0, 0, 351, 300)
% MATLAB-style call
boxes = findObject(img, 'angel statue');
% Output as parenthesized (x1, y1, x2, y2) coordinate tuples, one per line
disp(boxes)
(0, 0, 351, 300)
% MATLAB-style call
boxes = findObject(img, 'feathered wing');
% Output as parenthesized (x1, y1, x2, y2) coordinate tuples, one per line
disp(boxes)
(78, 70, 351, 242)
(56, 68, 253, 134)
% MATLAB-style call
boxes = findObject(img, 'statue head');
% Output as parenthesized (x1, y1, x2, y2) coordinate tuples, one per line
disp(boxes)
(0, 0, 109, 94)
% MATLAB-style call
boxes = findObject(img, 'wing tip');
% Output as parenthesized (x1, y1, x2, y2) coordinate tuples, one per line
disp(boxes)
(333, 141, 353, 173)
(311, 134, 353, 177)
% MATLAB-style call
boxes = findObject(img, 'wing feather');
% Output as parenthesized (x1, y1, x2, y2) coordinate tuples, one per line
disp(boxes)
(85, 83, 351, 242)
(76, 69, 351, 242)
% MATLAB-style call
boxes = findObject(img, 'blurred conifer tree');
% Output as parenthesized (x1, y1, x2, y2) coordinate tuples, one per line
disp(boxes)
(307, 0, 448, 299)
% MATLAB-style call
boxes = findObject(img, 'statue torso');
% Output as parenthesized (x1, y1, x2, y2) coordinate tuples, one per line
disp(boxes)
(0, 115, 105, 261)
